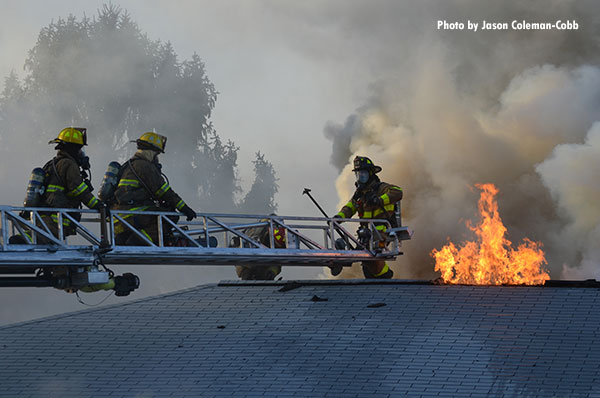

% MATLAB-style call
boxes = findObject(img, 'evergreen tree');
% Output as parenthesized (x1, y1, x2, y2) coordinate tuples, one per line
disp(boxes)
(0, 4, 276, 212)
(239, 152, 279, 214)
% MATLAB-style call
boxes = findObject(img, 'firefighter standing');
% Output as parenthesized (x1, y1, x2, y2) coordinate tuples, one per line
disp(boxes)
(335, 156, 403, 279)
(112, 132, 197, 245)
(18, 127, 138, 296)
(233, 217, 286, 280)
(39, 127, 102, 240)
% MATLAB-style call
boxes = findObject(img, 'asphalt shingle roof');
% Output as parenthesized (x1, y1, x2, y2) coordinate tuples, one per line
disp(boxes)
(0, 280, 599, 397)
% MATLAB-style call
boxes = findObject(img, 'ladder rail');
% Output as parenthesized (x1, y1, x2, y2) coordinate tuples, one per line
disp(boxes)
(0, 205, 408, 269)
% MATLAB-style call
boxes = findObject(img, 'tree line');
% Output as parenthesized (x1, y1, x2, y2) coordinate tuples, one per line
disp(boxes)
(0, 4, 277, 214)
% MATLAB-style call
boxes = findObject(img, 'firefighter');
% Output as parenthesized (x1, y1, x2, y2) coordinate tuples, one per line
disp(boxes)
(26, 128, 137, 296)
(39, 127, 102, 241)
(233, 217, 285, 280)
(334, 156, 403, 279)
(112, 132, 197, 245)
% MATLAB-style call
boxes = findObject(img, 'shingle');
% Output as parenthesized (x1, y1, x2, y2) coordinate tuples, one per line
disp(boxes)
(1, 281, 599, 397)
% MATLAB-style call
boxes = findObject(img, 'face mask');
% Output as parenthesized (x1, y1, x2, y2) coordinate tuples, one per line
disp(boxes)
(355, 170, 370, 185)
(77, 149, 91, 170)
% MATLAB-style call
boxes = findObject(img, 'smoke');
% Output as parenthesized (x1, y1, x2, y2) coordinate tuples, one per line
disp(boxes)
(536, 122, 600, 279)
(2, 1, 600, 325)
(319, 1, 600, 279)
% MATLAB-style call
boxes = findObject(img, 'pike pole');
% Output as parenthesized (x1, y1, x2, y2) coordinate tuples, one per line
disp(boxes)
(302, 188, 359, 252)
(302, 188, 330, 218)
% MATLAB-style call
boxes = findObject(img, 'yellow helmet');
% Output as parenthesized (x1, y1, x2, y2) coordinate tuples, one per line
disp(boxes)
(48, 127, 87, 146)
(133, 132, 167, 153)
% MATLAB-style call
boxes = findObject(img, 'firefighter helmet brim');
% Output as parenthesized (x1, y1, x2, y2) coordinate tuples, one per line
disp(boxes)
(351, 156, 382, 173)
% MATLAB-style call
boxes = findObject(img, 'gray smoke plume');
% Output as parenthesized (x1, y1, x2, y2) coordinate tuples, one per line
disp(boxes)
(317, 0, 600, 279)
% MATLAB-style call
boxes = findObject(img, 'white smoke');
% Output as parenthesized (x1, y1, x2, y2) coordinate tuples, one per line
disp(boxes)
(324, 14, 600, 279)
(536, 122, 600, 279)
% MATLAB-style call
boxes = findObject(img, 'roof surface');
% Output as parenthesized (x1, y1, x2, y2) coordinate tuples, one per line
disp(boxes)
(1, 280, 599, 397)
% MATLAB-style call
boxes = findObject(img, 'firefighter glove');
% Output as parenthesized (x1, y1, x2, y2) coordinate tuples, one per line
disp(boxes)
(181, 204, 197, 221)
(366, 194, 383, 207)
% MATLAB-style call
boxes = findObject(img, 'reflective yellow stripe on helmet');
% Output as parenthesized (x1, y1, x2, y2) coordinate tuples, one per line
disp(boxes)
(155, 182, 170, 198)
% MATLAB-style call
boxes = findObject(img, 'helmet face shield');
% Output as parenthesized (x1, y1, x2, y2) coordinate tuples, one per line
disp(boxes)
(355, 170, 370, 184)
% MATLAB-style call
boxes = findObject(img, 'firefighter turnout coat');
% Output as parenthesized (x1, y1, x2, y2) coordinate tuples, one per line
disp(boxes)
(113, 151, 188, 212)
(42, 151, 99, 211)
(336, 178, 403, 233)
(111, 150, 190, 243)
(39, 150, 99, 235)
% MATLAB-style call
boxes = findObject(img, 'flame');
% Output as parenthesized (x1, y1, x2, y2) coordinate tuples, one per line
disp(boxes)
(431, 183, 550, 285)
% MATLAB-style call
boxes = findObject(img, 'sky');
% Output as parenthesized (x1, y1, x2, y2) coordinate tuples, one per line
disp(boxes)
(1, 0, 599, 325)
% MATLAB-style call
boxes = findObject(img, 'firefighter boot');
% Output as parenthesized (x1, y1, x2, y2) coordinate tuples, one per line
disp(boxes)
(362, 262, 394, 279)
(329, 238, 348, 276)
(113, 273, 140, 296)
(9, 235, 28, 244)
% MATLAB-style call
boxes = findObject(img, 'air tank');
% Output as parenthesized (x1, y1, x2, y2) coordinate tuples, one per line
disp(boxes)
(98, 161, 121, 203)
(23, 168, 46, 208)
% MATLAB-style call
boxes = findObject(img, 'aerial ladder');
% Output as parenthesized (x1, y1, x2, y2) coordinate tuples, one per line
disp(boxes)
(0, 204, 412, 293)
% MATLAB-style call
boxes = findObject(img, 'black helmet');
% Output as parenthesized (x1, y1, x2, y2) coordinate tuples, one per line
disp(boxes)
(352, 156, 382, 173)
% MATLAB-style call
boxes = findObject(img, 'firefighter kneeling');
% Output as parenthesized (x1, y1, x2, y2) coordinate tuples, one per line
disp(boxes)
(231, 217, 286, 280)
(334, 156, 403, 279)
